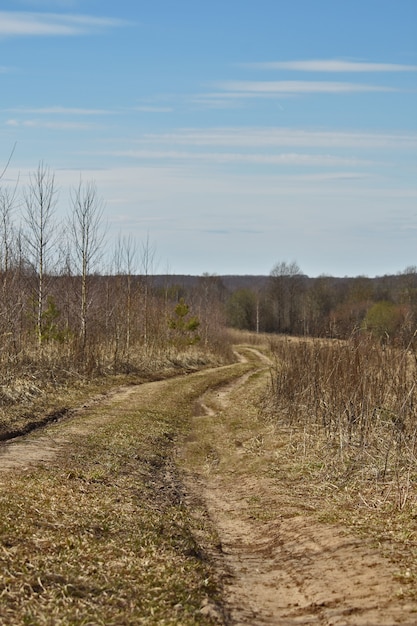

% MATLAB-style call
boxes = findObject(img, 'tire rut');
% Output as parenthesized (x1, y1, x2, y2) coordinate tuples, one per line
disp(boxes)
(0, 385, 141, 471)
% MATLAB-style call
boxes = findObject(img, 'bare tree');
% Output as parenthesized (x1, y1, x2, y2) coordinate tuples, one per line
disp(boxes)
(0, 185, 19, 361)
(120, 234, 137, 359)
(110, 234, 138, 366)
(0, 147, 19, 278)
(0, 185, 17, 273)
(269, 261, 304, 334)
(0, 143, 17, 182)
(69, 179, 105, 353)
(195, 273, 226, 346)
(140, 234, 156, 351)
(23, 162, 59, 347)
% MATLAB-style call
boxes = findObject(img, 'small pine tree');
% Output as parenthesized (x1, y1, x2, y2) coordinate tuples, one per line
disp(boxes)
(168, 298, 200, 346)
(40, 296, 71, 343)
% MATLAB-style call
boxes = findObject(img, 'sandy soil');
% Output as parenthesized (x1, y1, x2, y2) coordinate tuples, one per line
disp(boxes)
(200, 474, 417, 625)
(183, 348, 417, 625)
(1, 349, 417, 624)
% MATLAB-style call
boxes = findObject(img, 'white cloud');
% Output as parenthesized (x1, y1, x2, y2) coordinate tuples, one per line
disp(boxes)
(133, 106, 173, 113)
(6, 118, 94, 130)
(17, 1, 79, 7)
(245, 60, 417, 72)
(191, 93, 274, 108)
(4, 106, 114, 115)
(0, 11, 126, 36)
(216, 80, 398, 95)
(139, 128, 417, 150)
(105, 149, 373, 168)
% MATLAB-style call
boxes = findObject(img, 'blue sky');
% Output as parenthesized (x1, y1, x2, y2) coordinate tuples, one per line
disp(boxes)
(1, 0, 416, 277)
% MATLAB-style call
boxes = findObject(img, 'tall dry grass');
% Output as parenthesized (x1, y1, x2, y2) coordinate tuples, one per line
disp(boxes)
(265, 334, 417, 509)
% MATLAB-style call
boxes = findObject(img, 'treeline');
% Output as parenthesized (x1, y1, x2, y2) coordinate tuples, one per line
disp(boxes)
(153, 262, 417, 346)
(0, 163, 229, 390)
(223, 261, 417, 346)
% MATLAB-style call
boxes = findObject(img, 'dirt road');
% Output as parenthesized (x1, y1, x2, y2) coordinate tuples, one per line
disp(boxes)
(180, 347, 417, 625)
(1, 346, 417, 624)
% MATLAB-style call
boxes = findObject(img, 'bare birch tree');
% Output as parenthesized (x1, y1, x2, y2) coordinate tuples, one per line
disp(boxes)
(0, 185, 19, 360)
(140, 234, 156, 351)
(69, 179, 105, 354)
(0, 186, 17, 274)
(23, 163, 58, 348)
(110, 234, 139, 366)
(119, 234, 137, 359)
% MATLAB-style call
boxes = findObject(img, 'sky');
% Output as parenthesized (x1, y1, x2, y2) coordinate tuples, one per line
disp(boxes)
(0, 0, 416, 277)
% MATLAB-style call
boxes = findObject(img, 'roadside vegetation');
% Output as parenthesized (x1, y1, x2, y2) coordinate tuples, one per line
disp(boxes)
(263, 333, 417, 597)
(0, 162, 231, 438)
(1, 160, 417, 436)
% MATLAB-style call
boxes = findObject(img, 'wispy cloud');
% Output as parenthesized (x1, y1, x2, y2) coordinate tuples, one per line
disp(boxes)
(215, 80, 398, 95)
(244, 59, 417, 72)
(133, 106, 173, 113)
(17, 1, 79, 8)
(0, 11, 126, 36)
(139, 128, 417, 150)
(104, 149, 373, 168)
(4, 105, 173, 118)
(190, 95, 245, 109)
(6, 118, 94, 130)
(4, 106, 114, 115)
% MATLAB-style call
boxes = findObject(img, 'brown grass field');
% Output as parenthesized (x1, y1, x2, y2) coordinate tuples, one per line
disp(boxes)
(1, 336, 417, 623)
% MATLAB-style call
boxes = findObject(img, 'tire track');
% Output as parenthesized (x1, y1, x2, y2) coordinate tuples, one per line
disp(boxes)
(182, 346, 417, 625)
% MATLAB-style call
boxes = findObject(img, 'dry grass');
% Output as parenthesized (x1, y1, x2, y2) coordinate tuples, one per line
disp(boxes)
(265, 335, 417, 487)
(0, 345, 226, 441)
(0, 355, 252, 625)
(226, 329, 271, 347)
(263, 334, 417, 598)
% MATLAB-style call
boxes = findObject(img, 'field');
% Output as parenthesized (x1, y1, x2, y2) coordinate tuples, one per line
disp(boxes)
(0, 335, 417, 624)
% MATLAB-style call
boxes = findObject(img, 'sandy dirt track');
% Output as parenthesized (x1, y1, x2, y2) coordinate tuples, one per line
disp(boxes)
(182, 348, 417, 625)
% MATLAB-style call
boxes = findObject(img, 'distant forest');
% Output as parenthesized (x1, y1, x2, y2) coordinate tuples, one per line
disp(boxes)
(154, 263, 417, 345)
